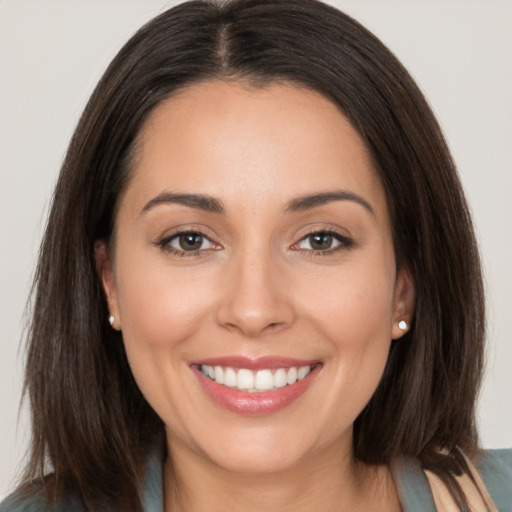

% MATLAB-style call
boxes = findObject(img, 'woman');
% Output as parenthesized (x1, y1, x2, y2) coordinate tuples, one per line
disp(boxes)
(1, 0, 510, 510)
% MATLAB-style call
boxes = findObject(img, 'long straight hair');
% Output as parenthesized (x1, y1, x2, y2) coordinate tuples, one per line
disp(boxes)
(20, 0, 484, 509)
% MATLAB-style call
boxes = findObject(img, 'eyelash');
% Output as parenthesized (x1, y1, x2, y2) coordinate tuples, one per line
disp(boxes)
(155, 228, 354, 258)
(291, 228, 354, 256)
(156, 230, 219, 258)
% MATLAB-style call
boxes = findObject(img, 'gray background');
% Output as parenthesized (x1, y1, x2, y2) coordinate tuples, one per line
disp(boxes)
(1, 0, 511, 499)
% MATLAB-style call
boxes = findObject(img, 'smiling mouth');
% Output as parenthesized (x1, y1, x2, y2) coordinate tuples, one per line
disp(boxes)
(191, 357, 322, 414)
(197, 364, 315, 393)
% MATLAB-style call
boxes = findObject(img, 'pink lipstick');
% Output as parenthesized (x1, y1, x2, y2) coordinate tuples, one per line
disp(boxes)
(191, 356, 322, 414)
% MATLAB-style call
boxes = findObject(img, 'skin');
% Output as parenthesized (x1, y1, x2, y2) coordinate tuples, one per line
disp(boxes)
(98, 81, 414, 511)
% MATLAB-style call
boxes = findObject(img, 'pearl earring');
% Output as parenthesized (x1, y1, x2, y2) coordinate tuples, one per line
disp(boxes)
(109, 315, 115, 327)
(398, 320, 408, 331)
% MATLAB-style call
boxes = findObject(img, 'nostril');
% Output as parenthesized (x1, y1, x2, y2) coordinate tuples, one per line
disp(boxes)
(264, 322, 287, 333)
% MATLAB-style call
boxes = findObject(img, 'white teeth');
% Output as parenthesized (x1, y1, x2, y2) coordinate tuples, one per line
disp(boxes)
(255, 369, 274, 391)
(199, 364, 314, 392)
(214, 366, 224, 385)
(237, 369, 254, 390)
(287, 367, 297, 385)
(298, 365, 310, 380)
(274, 368, 288, 388)
(224, 367, 237, 387)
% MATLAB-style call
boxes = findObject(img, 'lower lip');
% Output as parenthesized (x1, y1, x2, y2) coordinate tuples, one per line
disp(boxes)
(192, 364, 321, 414)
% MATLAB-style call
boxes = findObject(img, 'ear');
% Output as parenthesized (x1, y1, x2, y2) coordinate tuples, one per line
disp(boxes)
(94, 240, 121, 330)
(391, 267, 415, 340)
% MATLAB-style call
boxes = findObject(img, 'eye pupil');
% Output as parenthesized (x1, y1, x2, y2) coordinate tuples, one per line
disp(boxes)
(179, 233, 203, 251)
(310, 233, 333, 250)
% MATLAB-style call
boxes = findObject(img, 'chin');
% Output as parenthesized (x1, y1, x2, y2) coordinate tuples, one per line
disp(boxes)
(191, 420, 343, 476)
(205, 443, 307, 475)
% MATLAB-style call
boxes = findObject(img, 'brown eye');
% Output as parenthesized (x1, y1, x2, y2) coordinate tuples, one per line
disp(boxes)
(158, 231, 217, 254)
(309, 233, 334, 250)
(178, 233, 204, 251)
(295, 230, 353, 253)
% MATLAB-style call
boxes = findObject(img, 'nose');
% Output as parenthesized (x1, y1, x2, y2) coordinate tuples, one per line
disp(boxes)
(215, 248, 296, 338)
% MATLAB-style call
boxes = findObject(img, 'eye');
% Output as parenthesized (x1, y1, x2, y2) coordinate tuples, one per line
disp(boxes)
(157, 231, 218, 255)
(294, 230, 353, 253)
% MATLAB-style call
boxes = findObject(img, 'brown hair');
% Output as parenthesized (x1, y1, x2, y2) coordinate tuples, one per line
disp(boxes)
(20, 0, 484, 509)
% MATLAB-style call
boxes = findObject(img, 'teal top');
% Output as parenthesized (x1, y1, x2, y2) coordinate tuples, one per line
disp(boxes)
(393, 449, 512, 511)
(1, 449, 511, 511)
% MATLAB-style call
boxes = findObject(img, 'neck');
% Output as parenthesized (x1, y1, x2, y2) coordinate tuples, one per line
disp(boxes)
(163, 436, 400, 512)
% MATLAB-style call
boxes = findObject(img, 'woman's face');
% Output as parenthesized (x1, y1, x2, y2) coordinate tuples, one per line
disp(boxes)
(100, 81, 413, 474)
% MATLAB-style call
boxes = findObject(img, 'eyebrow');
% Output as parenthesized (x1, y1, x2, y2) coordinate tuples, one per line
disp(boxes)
(140, 189, 374, 216)
(141, 192, 224, 215)
(285, 191, 375, 215)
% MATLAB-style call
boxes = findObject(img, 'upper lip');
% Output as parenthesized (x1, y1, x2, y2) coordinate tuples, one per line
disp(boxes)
(191, 356, 320, 370)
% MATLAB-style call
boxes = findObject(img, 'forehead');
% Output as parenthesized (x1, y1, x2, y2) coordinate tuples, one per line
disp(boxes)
(122, 80, 388, 220)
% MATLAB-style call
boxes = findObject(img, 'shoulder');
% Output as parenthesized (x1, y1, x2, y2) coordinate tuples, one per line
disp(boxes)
(0, 490, 50, 512)
(475, 448, 512, 510)
(0, 485, 86, 512)
(393, 449, 512, 512)
(0, 447, 164, 512)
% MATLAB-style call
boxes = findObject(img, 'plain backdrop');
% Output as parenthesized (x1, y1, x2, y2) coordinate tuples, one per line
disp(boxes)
(1, 0, 511, 500)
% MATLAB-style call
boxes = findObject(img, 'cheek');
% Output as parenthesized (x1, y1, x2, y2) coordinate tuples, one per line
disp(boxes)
(293, 258, 395, 419)
(114, 257, 215, 352)
(111, 256, 213, 434)
(296, 257, 396, 343)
